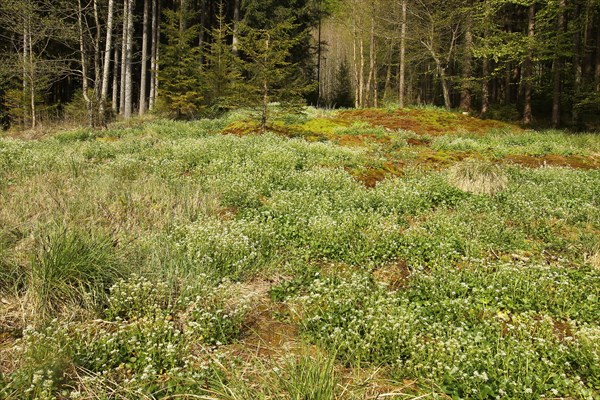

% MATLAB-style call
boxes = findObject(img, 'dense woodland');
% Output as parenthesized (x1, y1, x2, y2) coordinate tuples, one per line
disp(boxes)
(1, 0, 600, 130)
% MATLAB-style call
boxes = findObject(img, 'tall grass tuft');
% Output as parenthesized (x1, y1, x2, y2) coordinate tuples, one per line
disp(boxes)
(448, 159, 508, 195)
(278, 353, 338, 400)
(28, 227, 124, 320)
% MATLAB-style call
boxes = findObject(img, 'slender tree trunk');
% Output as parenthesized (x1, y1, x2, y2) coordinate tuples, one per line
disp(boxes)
(93, 0, 102, 100)
(101, 0, 115, 123)
(23, 26, 28, 128)
(359, 36, 365, 107)
(119, 0, 128, 114)
(198, 0, 206, 64)
(384, 44, 392, 99)
(149, 0, 158, 110)
(123, 0, 134, 119)
(583, 0, 594, 80)
(179, 0, 187, 31)
(398, 0, 407, 108)
(261, 36, 270, 133)
(595, 13, 600, 91)
(139, 0, 149, 115)
(459, 15, 473, 112)
(440, 67, 451, 108)
(551, 0, 566, 128)
(154, 0, 160, 108)
(365, 14, 375, 107)
(78, 0, 93, 126)
(112, 43, 119, 111)
(232, 0, 240, 56)
(317, 0, 323, 106)
(480, 1, 490, 115)
(522, 4, 535, 125)
(352, 22, 359, 108)
(573, 3, 582, 127)
(481, 57, 490, 115)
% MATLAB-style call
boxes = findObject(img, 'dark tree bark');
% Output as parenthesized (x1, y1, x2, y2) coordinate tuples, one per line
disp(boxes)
(139, 0, 149, 115)
(459, 15, 473, 112)
(522, 4, 535, 126)
(551, 0, 566, 128)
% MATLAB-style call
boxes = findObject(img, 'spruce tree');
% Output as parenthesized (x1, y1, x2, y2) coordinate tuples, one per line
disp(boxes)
(237, 20, 314, 132)
(202, 2, 243, 115)
(330, 58, 354, 108)
(158, 8, 203, 119)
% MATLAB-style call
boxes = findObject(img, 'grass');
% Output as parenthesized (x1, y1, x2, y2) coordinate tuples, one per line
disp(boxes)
(448, 159, 508, 195)
(0, 106, 599, 399)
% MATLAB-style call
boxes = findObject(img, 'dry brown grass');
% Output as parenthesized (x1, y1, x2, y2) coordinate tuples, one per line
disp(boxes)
(587, 251, 600, 270)
(448, 159, 508, 195)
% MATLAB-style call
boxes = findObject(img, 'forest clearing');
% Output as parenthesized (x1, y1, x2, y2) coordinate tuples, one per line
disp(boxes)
(2, 0, 600, 397)
(1, 106, 599, 399)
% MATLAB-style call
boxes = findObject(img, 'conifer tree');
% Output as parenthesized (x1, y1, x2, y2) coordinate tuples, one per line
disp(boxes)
(330, 58, 354, 108)
(158, 8, 203, 119)
(237, 20, 314, 132)
(201, 2, 243, 114)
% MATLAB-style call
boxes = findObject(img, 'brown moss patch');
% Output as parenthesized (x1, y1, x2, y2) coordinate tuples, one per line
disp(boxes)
(221, 120, 261, 136)
(406, 137, 431, 147)
(346, 161, 404, 188)
(336, 108, 517, 136)
(504, 154, 600, 169)
(373, 260, 412, 289)
(334, 133, 391, 147)
(552, 320, 574, 341)
(241, 303, 299, 358)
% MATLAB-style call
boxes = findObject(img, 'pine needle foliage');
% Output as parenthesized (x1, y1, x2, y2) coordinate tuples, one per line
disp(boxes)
(237, 20, 315, 132)
(201, 2, 244, 115)
(158, 9, 204, 119)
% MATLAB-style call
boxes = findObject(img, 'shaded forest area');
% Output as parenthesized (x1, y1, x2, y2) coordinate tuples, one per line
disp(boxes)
(1, 0, 600, 131)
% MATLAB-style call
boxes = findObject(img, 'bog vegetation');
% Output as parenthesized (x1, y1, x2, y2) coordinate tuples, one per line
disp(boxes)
(0, 106, 599, 399)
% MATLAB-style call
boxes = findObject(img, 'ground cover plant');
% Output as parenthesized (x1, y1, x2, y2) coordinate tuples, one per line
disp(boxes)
(0, 107, 599, 399)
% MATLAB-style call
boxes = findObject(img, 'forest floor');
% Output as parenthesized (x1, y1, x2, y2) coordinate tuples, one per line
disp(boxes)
(1, 106, 599, 399)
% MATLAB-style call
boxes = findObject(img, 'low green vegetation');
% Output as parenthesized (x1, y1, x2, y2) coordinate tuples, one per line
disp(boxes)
(0, 107, 599, 399)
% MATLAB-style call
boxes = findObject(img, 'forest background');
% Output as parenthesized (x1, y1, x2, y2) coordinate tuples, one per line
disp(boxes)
(1, 0, 600, 131)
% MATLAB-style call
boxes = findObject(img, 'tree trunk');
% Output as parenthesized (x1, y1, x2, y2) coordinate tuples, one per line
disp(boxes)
(440, 67, 451, 109)
(149, 0, 159, 110)
(365, 14, 375, 107)
(352, 21, 359, 108)
(119, 0, 128, 114)
(179, 0, 188, 31)
(595, 13, 600, 92)
(261, 36, 270, 132)
(23, 25, 29, 128)
(78, 0, 93, 127)
(359, 36, 365, 107)
(384, 44, 392, 99)
(316, 0, 323, 106)
(198, 0, 206, 64)
(572, 3, 582, 127)
(139, 0, 149, 116)
(123, 0, 134, 119)
(93, 0, 102, 101)
(398, 0, 407, 108)
(551, 0, 566, 128)
(232, 0, 240, 56)
(459, 15, 473, 112)
(481, 57, 490, 115)
(112, 43, 119, 112)
(522, 4, 535, 126)
(101, 0, 115, 123)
